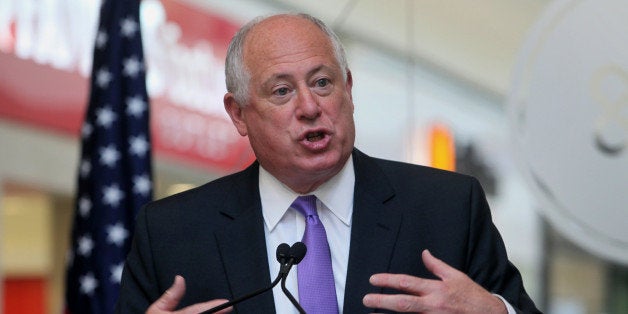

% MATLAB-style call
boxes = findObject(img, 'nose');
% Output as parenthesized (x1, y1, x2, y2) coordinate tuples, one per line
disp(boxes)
(295, 87, 321, 120)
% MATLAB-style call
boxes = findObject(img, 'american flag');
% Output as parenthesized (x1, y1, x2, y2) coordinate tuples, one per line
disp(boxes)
(65, 0, 152, 313)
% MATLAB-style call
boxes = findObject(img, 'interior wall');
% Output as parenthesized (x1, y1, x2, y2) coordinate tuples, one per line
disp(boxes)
(0, 0, 547, 311)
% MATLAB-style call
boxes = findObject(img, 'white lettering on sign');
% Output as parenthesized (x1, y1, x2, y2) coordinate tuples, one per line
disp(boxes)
(141, 0, 228, 117)
(156, 105, 238, 162)
(0, 0, 99, 75)
(0, 0, 229, 117)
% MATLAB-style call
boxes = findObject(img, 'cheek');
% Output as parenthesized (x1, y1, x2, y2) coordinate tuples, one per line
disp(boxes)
(249, 110, 293, 140)
(332, 101, 355, 127)
(335, 103, 356, 143)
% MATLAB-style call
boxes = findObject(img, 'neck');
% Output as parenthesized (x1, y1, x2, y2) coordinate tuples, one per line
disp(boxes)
(281, 171, 337, 195)
(261, 157, 352, 195)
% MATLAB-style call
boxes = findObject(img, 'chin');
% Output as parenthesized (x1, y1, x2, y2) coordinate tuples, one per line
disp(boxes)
(300, 152, 346, 173)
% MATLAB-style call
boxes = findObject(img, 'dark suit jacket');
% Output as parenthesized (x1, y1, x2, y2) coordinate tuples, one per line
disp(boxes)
(116, 149, 540, 313)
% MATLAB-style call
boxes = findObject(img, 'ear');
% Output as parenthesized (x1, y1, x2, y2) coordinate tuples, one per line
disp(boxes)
(345, 70, 355, 110)
(224, 93, 248, 137)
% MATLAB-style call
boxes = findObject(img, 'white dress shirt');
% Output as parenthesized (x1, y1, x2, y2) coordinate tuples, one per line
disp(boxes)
(260, 158, 354, 314)
(258, 156, 515, 314)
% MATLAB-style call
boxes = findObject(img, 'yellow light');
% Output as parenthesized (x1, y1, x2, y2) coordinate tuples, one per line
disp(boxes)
(428, 124, 456, 171)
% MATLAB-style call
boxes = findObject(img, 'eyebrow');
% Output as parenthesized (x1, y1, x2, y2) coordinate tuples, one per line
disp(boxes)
(262, 64, 334, 88)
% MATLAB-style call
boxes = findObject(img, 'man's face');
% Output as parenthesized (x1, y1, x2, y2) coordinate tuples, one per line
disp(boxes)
(225, 16, 355, 193)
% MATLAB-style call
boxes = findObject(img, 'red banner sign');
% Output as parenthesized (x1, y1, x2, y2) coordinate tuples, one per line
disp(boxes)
(0, 0, 255, 172)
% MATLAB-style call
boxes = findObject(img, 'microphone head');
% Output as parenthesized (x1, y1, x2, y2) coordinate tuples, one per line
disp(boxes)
(276, 243, 290, 264)
(289, 242, 307, 264)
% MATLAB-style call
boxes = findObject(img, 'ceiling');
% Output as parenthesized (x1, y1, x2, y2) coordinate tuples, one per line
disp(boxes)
(189, 0, 550, 97)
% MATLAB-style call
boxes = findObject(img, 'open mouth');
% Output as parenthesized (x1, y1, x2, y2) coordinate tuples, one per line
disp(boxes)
(306, 131, 324, 142)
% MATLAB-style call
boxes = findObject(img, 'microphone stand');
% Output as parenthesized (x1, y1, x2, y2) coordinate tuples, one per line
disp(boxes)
(202, 242, 307, 314)
(202, 243, 291, 314)
(281, 264, 306, 314)
(281, 242, 307, 313)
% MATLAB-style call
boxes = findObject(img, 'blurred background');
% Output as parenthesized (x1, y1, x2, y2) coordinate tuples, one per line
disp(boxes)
(0, 0, 626, 313)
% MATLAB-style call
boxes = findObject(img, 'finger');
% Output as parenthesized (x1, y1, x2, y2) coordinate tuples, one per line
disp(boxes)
(422, 249, 459, 280)
(369, 273, 436, 295)
(363, 293, 425, 313)
(181, 299, 232, 314)
(150, 275, 186, 311)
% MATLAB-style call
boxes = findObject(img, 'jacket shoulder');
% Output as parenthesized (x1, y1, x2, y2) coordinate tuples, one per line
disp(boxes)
(356, 151, 479, 192)
(141, 163, 259, 220)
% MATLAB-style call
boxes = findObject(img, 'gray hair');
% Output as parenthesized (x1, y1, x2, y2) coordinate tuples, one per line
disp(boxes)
(225, 13, 349, 107)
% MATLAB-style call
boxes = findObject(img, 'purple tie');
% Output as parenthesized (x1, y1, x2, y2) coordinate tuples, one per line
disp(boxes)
(291, 195, 339, 314)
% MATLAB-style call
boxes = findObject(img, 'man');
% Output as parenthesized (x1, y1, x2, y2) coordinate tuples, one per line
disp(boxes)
(117, 13, 540, 313)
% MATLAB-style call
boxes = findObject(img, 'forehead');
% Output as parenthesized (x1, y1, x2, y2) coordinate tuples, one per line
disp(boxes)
(242, 16, 337, 76)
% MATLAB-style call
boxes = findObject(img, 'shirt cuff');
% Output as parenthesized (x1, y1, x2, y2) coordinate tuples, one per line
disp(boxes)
(493, 294, 516, 314)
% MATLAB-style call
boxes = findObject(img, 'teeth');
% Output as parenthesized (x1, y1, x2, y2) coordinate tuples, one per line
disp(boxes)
(306, 132, 323, 141)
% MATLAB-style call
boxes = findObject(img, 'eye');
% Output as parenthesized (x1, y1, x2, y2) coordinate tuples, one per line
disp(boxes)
(315, 78, 330, 88)
(273, 87, 290, 96)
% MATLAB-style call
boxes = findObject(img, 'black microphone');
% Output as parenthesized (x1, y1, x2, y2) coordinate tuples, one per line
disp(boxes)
(202, 243, 294, 313)
(289, 242, 306, 264)
(280, 242, 307, 314)
(278, 242, 306, 277)
(276, 243, 291, 265)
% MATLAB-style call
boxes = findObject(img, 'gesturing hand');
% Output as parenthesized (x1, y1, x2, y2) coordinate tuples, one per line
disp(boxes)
(363, 250, 507, 313)
(146, 275, 232, 314)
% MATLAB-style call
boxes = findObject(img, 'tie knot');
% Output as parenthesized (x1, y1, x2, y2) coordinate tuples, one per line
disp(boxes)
(291, 195, 318, 217)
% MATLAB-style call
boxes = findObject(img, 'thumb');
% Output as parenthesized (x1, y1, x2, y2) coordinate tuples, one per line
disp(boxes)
(422, 249, 456, 280)
(154, 275, 187, 311)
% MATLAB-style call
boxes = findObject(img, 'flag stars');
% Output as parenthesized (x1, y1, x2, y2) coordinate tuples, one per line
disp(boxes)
(69, 1, 152, 308)
(95, 30, 108, 49)
(123, 56, 142, 78)
(80, 159, 91, 177)
(133, 174, 151, 196)
(77, 235, 94, 257)
(106, 222, 129, 247)
(96, 67, 112, 89)
(126, 95, 147, 118)
(81, 122, 93, 138)
(79, 196, 92, 217)
(103, 184, 125, 207)
(79, 273, 99, 296)
(120, 17, 139, 38)
(96, 106, 117, 128)
(99, 145, 120, 167)
(110, 263, 124, 284)
(129, 135, 149, 157)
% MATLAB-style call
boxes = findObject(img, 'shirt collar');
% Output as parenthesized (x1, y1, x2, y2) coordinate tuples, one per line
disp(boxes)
(259, 156, 355, 232)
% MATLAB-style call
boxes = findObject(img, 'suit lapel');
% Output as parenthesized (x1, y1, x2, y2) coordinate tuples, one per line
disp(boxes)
(213, 163, 276, 313)
(343, 150, 403, 313)
(211, 152, 403, 313)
